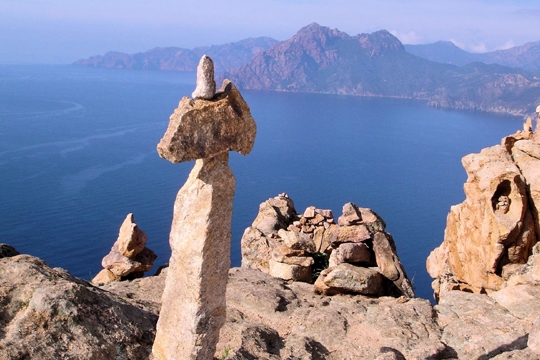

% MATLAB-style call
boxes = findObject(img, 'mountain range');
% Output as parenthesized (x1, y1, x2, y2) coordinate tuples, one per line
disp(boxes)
(74, 23, 540, 116)
(73, 37, 278, 74)
(223, 23, 540, 116)
(406, 41, 540, 70)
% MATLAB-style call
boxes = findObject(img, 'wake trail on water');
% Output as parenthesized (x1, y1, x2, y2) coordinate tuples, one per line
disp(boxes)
(0, 121, 164, 162)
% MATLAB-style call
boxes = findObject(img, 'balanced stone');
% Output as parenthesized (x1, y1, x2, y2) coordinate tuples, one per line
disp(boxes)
(157, 80, 256, 163)
(153, 55, 256, 360)
(191, 55, 216, 100)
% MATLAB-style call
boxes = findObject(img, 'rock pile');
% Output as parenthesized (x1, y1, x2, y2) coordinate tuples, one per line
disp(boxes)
(241, 193, 415, 298)
(427, 119, 540, 299)
(91, 213, 156, 285)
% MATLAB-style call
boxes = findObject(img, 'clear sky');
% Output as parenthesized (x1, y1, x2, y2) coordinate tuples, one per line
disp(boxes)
(2, 0, 540, 64)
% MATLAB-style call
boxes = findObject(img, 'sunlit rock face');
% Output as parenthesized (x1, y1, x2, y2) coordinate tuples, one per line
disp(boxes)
(427, 123, 539, 299)
(153, 55, 257, 360)
(241, 194, 415, 298)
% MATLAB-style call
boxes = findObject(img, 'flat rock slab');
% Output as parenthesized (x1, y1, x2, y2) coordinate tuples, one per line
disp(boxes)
(157, 80, 256, 163)
(436, 290, 529, 359)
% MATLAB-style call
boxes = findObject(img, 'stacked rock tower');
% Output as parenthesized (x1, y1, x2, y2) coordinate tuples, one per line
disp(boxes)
(152, 55, 257, 359)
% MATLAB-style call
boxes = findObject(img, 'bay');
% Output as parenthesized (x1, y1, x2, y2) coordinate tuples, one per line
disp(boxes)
(0, 65, 521, 300)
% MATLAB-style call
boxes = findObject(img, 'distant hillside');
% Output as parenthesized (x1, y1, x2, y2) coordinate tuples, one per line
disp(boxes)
(404, 41, 479, 66)
(406, 40, 540, 71)
(223, 23, 540, 116)
(73, 37, 278, 74)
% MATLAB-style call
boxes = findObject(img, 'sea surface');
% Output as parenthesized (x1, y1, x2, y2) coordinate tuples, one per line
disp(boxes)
(0, 65, 522, 300)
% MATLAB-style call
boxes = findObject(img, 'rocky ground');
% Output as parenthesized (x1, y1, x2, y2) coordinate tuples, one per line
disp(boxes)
(2, 250, 540, 359)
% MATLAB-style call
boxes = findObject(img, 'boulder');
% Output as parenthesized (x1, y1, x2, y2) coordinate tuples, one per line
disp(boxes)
(116, 213, 147, 258)
(337, 202, 362, 225)
(313, 264, 383, 296)
(0, 255, 157, 359)
(268, 259, 312, 282)
(157, 80, 257, 163)
(334, 242, 373, 264)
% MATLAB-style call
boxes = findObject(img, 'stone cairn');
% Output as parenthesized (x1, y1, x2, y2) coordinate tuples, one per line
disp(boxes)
(241, 193, 415, 298)
(92, 213, 157, 285)
(152, 55, 256, 360)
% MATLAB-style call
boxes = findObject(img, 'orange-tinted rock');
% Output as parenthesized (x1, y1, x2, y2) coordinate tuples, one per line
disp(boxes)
(427, 138, 539, 298)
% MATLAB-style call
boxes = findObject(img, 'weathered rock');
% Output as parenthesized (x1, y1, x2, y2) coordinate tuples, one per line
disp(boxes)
(313, 263, 383, 296)
(436, 290, 529, 359)
(303, 206, 316, 219)
(91, 268, 120, 284)
(0, 243, 19, 258)
(252, 194, 297, 236)
(427, 144, 536, 296)
(153, 155, 235, 360)
(6, 253, 538, 360)
(241, 226, 279, 271)
(512, 139, 540, 237)
(191, 55, 216, 100)
(217, 267, 445, 359)
(0, 255, 157, 360)
(529, 316, 540, 354)
(334, 224, 371, 245)
(93, 214, 156, 284)
(489, 284, 540, 326)
(117, 213, 147, 258)
(278, 228, 316, 252)
(157, 79, 257, 163)
(372, 232, 415, 298)
(334, 242, 373, 264)
(101, 244, 156, 278)
(337, 202, 362, 225)
(268, 259, 312, 282)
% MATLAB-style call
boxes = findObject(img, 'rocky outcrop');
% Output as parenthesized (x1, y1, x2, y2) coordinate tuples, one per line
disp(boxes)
(0, 243, 19, 258)
(5, 249, 540, 359)
(241, 194, 414, 298)
(153, 57, 256, 360)
(427, 120, 540, 298)
(92, 213, 156, 285)
(0, 254, 157, 359)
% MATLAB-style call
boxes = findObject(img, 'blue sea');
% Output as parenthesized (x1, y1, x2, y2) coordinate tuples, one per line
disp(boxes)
(0, 65, 522, 300)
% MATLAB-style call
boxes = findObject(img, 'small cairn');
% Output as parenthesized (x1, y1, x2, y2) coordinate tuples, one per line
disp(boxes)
(92, 213, 156, 285)
(241, 194, 415, 298)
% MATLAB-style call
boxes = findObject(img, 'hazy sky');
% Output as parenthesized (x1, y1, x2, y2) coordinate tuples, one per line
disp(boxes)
(2, 0, 540, 64)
